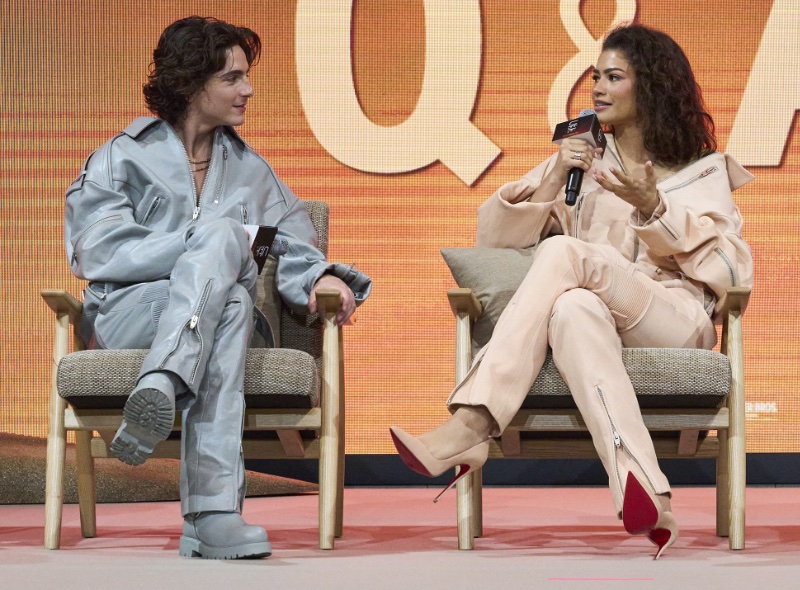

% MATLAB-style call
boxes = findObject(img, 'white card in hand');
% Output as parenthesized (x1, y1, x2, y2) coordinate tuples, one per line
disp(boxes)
(243, 224, 260, 248)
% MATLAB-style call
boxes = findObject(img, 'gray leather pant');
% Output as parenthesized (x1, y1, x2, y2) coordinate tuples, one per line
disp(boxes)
(90, 218, 259, 516)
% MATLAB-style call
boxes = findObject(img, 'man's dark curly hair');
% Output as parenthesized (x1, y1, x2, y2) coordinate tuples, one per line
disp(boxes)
(143, 16, 261, 125)
(602, 24, 716, 167)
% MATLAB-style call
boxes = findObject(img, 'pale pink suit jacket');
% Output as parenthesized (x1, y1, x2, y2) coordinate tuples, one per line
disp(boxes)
(476, 137, 754, 320)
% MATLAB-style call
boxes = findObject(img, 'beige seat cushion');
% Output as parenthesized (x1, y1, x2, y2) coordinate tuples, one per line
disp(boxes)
(442, 247, 731, 408)
(524, 349, 730, 409)
(58, 348, 320, 409)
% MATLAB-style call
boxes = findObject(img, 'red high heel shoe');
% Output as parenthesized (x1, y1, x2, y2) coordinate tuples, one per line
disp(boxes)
(389, 426, 489, 502)
(622, 471, 678, 560)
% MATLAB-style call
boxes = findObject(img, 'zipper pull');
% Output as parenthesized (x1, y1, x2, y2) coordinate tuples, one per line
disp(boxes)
(189, 315, 199, 330)
(613, 430, 621, 448)
(192, 206, 199, 221)
(213, 146, 228, 205)
(699, 166, 717, 179)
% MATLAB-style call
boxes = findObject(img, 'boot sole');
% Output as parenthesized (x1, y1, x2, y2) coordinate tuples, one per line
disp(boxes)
(109, 388, 175, 466)
(179, 535, 272, 559)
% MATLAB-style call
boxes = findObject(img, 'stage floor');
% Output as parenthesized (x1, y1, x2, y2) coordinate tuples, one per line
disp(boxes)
(2, 486, 799, 589)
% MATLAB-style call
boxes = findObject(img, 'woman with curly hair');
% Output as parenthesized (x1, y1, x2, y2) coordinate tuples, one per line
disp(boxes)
(65, 16, 370, 559)
(390, 23, 752, 559)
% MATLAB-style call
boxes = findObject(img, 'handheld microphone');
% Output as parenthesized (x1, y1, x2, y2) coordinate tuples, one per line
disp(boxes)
(552, 109, 607, 206)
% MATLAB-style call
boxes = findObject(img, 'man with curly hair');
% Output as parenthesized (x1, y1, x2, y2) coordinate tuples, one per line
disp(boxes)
(64, 16, 371, 559)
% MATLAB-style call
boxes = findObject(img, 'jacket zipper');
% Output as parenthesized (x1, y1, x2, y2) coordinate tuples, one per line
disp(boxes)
(658, 218, 679, 241)
(187, 279, 213, 382)
(213, 145, 228, 204)
(71, 214, 124, 265)
(655, 166, 719, 243)
(714, 247, 737, 286)
(187, 148, 216, 221)
(573, 193, 585, 239)
(186, 152, 200, 220)
(662, 166, 718, 194)
(240, 203, 248, 224)
(596, 385, 659, 497)
(139, 195, 163, 226)
(159, 279, 213, 384)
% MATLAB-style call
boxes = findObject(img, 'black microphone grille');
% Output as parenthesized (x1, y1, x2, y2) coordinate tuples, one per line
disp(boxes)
(579, 108, 596, 117)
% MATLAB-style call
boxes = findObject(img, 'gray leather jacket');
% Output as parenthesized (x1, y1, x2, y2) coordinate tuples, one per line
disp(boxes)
(65, 117, 371, 329)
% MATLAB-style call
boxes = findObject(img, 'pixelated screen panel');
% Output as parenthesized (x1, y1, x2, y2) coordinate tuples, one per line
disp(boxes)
(2, 1, 798, 452)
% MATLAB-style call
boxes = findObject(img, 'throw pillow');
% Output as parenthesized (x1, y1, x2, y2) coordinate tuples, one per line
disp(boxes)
(441, 247, 536, 348)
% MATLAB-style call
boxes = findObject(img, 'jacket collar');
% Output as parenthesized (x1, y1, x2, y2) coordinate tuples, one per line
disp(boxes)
(121, 117, 247, 150)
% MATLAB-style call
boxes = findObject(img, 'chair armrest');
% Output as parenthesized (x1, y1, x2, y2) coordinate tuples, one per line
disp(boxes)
(41, 289, 83, 325)
(719, 286, 751, 316)
(447, 288, 483, 321)
(314, 289, 343, 319)
(719, 286, 750, 358)
(314, 288, 344, 407)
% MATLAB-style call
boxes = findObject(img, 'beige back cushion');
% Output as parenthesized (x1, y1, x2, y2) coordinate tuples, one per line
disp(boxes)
(440, 247, 536, 348)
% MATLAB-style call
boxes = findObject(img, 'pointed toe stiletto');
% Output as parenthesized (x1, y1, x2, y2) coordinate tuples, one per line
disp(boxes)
(622, 471, 679, 560)
(389, 426, 489, 502)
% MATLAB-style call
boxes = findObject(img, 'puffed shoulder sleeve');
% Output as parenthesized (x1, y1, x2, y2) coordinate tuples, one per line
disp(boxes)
(64, 138, 189, 283)
(476, 155, 562, 248)
(631, 153, 754, 310)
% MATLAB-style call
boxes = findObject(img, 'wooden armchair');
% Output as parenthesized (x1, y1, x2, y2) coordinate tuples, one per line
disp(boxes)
(447, 283, 750, 551)
(42, 200, 346, 550)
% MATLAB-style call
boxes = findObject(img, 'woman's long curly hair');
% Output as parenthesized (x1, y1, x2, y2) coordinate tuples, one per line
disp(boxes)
(143, 16, 261, 125)
(602, 24, 716, 167)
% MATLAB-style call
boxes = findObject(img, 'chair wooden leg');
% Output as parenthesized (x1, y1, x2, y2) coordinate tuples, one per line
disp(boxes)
(334, 453, 344, 539)
(318, 315, 342, 550)
(727, 306, 746, 550)
(44, 401, 67, 550)
(44, 313, 70, 550)
(716, 429, 730, 538)
(335, 332, 345, 539)
(471, 469, 483, 538)
(456, 469, 475, 550)
(318, 436, 337, 550)
(452, 305, 478, 549)
(75, 430, 97, 538)
(728, 435, 746, 550)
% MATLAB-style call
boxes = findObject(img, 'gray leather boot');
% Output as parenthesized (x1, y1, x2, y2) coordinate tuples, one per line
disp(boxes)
(110, 372, 178, 466)
(179, 512, 271, 559)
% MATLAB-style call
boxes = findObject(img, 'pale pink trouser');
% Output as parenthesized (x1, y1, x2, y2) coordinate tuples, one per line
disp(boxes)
(448, 235, 716, 512)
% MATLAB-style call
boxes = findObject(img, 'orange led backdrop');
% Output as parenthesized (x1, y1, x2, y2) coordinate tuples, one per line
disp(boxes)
(2, 1, 798, 453)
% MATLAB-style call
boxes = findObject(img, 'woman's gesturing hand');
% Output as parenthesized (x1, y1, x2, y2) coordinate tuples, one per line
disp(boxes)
(592, 161, 661, 219)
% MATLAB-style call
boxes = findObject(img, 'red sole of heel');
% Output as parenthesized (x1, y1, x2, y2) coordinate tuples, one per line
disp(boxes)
(390, 429, 434, 477)
(649, 527, 671, 548)
(622, 471, 658, 535)
(651, 527, 676, 560)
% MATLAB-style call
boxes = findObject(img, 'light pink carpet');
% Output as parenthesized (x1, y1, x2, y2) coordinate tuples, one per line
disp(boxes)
(2, 486, 799, 589)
